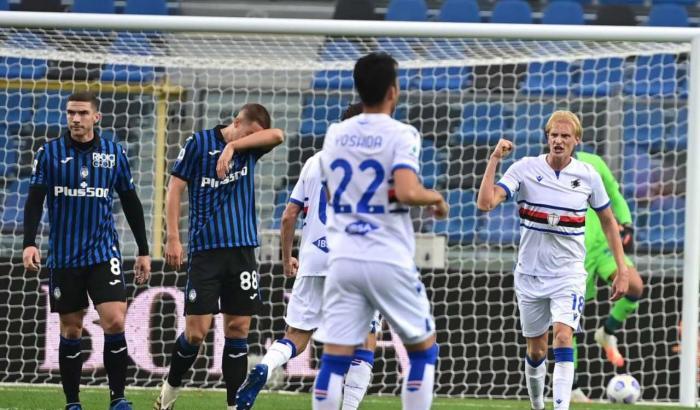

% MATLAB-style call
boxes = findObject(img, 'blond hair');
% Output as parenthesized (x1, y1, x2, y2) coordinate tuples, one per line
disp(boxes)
(545, 110, 582, 139)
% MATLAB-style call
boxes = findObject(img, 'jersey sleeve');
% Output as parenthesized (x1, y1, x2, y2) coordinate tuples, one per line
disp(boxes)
(391, 126, 421, 174)
(289, 160, 308, 208)
(588, 169, 611, 211)
(114, 145, 136, 193)
(29, 146, 48, 187)
(170, 135, 197, 182)
(496, 159, 524, 201)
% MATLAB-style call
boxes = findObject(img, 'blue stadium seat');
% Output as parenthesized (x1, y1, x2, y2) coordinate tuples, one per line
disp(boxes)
(312, 40, 364, 90)
(573, 57, 624, 96)
(0, 128, 19, 178)
(666, 106, 688, 151)
(623, 103, 664, 151)
(520, 61, 572, 96)
(101, 33, 157, 83)
(0, 92, 33, 134)
(72, 0, 114, 13)
(647, 4, 689, 27)
(312, 70, 354, 90)
(298, 95, 349, 138)
(478, 200, 520, 245)
(419, 139, 448, 188)
(451, 102, 507, 145)
(0, 32, 49, 80)
(512, 102, 556, 145)
(385, 0, 428, 21)
(271, 188, 292, 229)
(433, 189, 480, 245)
(0, 0, 8, 10)
(438, 0, 480, 22)
(621, 146, 659, 198)
(428, 39, 467, 60)
(550, 0, 591, 4)
(376, 37, 418, 60)
(637, 196, 684, 253)
(125, 0, 167, 14)
(415, 66, 472, 91)
(542, 1, 584, 25)
(34, 91, 69, 130)
(624, 54, 679, 96)
(599, 0, 644, 5)
(1, 179, 30, 234)
(652, 0, 695, 5)
(490, 0, 533, 24)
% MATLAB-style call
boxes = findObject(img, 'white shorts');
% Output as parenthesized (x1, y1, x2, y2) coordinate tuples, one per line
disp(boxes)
(317, 258, 435, 346)
(286, 276, 381, 334)
(515, 273, 586, 338)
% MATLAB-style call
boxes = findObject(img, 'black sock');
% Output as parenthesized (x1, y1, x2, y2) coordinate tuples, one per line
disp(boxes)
(59, 336, 82, 405)
(104, 332, 128, 403)
(223, 337, 248, 406)
(167, 333, 200, 387)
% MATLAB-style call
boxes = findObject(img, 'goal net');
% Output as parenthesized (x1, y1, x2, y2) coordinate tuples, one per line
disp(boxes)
(0, 22, 694, 403)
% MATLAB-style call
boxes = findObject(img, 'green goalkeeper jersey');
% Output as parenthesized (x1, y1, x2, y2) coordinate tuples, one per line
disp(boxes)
(575, 151, 632, 251)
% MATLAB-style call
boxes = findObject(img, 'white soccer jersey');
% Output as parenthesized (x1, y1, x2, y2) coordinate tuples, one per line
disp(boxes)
(289, 153, 329, 277)
(497, 154, 610, 277)
(320, 113, 421, 271)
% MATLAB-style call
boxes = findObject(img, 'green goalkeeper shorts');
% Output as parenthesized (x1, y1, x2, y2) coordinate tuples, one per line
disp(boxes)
(584, 247, 634, 301)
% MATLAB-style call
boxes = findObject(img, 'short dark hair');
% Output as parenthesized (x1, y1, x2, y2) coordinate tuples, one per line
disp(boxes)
(341, 102, 363, 121)
(68, 91, 99, 110)
(353, 52, 398, 107)
(240, 103, 271, 129)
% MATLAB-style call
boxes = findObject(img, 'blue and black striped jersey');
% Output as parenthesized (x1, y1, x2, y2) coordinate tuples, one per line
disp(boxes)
(29, 133, 135, 268)
(171, 125, 266, 255)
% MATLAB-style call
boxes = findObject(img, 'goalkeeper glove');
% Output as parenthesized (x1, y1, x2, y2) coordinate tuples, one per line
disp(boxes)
(620, 224, 634, 253)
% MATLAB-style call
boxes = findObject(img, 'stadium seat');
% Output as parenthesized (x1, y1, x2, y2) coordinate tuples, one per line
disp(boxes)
(0, 129, 19, 179)
(420, 139, 448, 188)
(428, 39, 467, 60)
(438, 0, 480, 23)
(0, 92, 34, 134)
(0, 179, 30, 234)
(311, 70, 354, 91)
(512, 102, 556, 145)
(595, 5, 637, 25)
(19, 0, 62, 12)
(71, 0, 115, 13)
(478, 200, 520, 245)
(298, 95, 349, 138)
(549, 0, 591, 4)
(520, 61, 572, 96)
(624, 54, 679, 96)
(0, 0, 8, 10)
(647, 4, 689, 27)
(572, 57, 624, 96)
(333, 0, 376, 20)
(125, 0, 167, 15)
(0, 32, 49, 80)
(271, 188, 292, 229)
(490, 0, 533, 24)
(312, 39, 363, 90)
(415, 66, 472, 91)
(666, 106, 688, 151)
(385, 0, 428, 21)
(637, 196, 684, 253)
(652, 0, 695, 5)
(598, 0, 643, 5)
(33, 91, 69, 131)
(621, 146, 659, 199)
(101, 33, 157, 83)
(623, 103, 664, 151)
(376, 37, 418, 61)
(542, 2, 585, 25)
(451, 102, 507, 145)
(433, 189, 480, 245)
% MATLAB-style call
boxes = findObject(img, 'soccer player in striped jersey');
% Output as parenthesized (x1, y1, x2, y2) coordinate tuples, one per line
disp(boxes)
(570, 151, 644, 402)
(23, 91, 151, 410)
(477, 111, 629, 410)
(155, 104, 284, 410)
(314, 53, 448, 410)
(235, 103, 379, 410)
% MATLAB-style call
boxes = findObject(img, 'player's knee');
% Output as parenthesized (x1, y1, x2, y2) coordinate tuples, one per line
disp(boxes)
(526, 346, 547, 362)
(628, 272, 644, 298)
(553, 331, 573, 347)
(101, 315, 125, 333)
(62, 324, 83, 339)
(224, 318, 250, 339)
(185, 330, 205, 346)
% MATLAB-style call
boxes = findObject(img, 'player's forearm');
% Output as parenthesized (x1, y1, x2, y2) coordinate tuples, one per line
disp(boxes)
(601, 212, 628, 275)
(119, 189, 149, 256)
(397, 187, 443, 207)
(230, 128, 284, 152)
(476, 156, 501, 211)
(280, 208, 298, 262)
(165, 184, 183, 242)
(22, 186, 47, 248)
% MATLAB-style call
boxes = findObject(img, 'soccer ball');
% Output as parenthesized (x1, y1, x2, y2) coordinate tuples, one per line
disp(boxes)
(606, 374, 641, 404)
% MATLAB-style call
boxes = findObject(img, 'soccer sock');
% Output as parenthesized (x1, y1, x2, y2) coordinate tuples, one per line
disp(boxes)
(222, 338, 248, 406)
(401, 344, 438, 410)
(553, 347, 575, 410)
(104, 332, 128, 403)
(605, 295, 640, 335)
(571, 336, 579, 389)
(167, 333, 200, 388)
(342, 349, 374, 410)
(260, 338, 297, 382)
(525, 355, 546, 410)
(59, 336, 82, 405)
(313, 354, 353, 410)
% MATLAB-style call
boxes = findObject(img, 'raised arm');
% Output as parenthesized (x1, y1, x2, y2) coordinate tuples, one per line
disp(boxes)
(216, 128, 285, 178)
(477, 138, 513, 212)
(280, 202, 302, 278)
(597, 206, 629, 300)
(164, 176, 187, 270)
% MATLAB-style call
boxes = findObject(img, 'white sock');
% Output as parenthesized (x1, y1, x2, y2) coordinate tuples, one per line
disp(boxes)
(401, 344, 438, 410)
(553, 361, 574, 410)
(341, 351, 374, 410)
(260, 340, 294, 382)
(525, 357, 546, 410)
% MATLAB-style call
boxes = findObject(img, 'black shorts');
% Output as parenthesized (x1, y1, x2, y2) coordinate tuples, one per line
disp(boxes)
(185, 247, 261, 316)
(49, 258, 126, 314)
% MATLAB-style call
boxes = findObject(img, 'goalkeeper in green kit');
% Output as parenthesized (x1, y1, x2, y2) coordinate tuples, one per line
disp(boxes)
(570, 151, 645, 403)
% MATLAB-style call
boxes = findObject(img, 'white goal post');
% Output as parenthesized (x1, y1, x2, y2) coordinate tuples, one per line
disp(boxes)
(0, 11, 696, 406)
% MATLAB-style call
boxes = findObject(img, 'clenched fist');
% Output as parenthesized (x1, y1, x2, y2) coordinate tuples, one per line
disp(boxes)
(491, 139, 513, 160)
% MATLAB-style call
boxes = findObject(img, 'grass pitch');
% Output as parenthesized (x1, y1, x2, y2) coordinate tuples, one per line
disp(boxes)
(0, 385, 692, 409)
